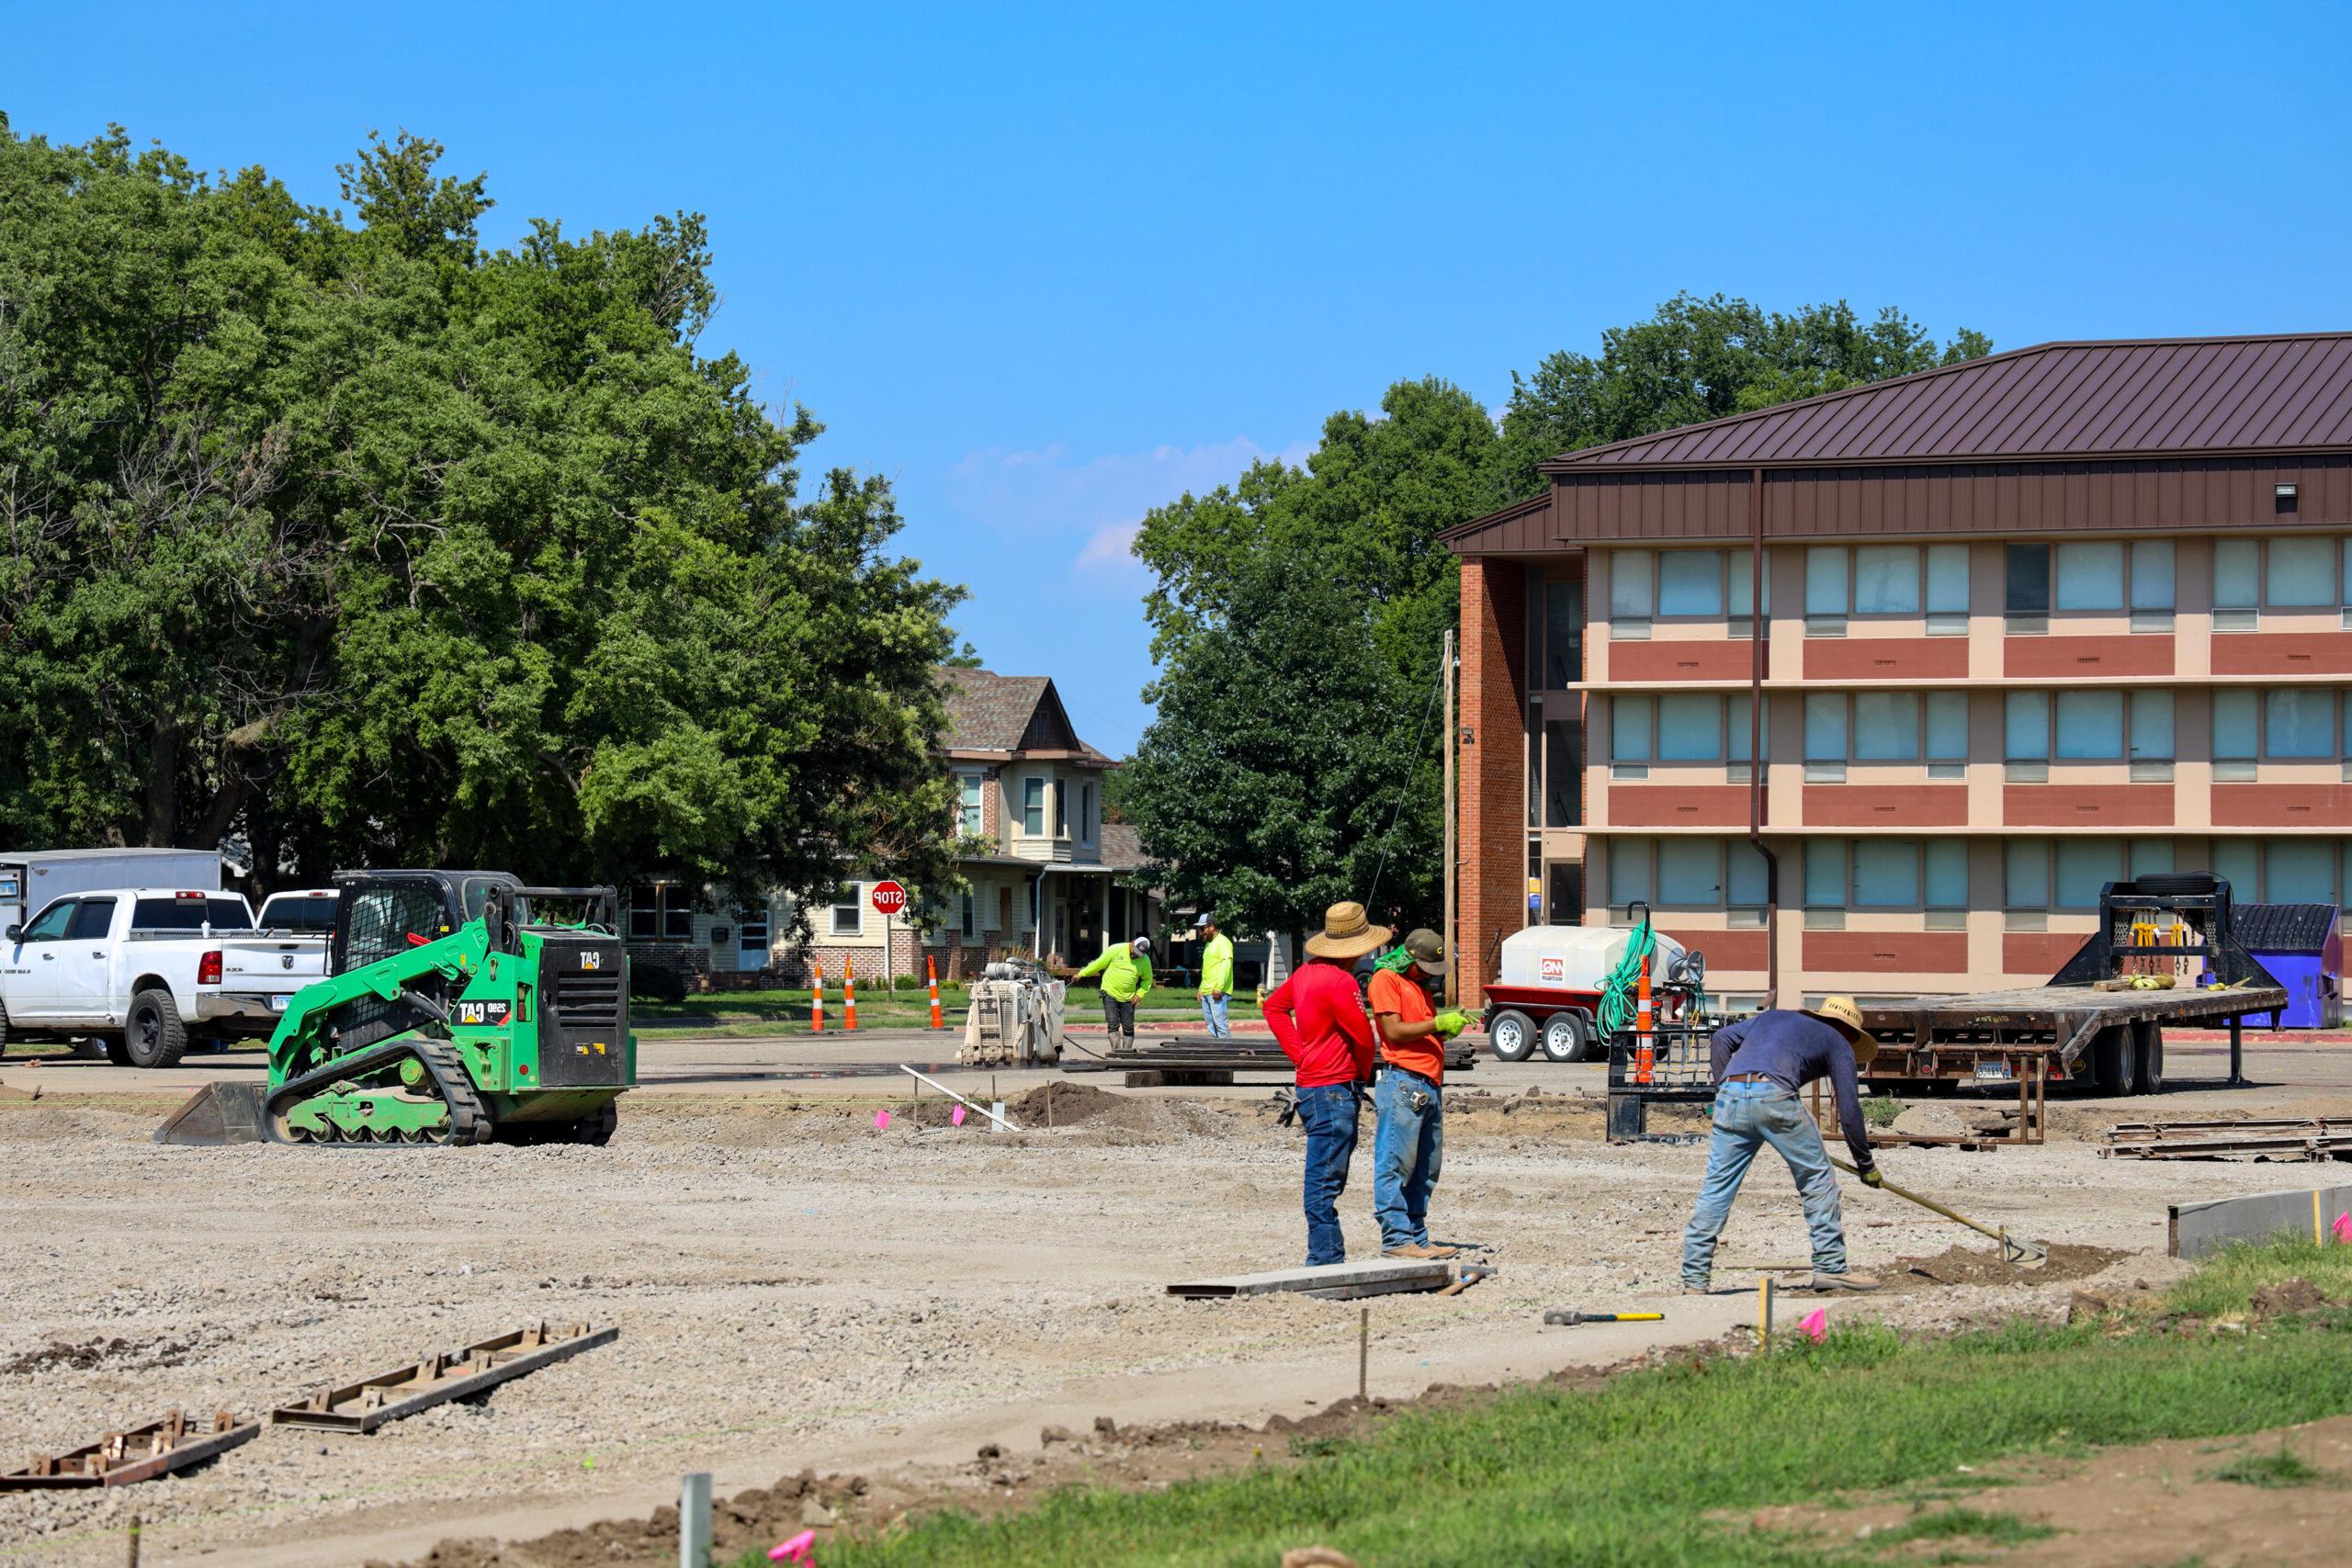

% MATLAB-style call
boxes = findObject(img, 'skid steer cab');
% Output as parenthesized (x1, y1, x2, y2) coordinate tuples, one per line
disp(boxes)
(156, 870, 636, 1148)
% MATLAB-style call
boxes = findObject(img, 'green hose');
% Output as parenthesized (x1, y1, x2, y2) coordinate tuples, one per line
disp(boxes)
(1597, 911, 1711, 1044)
(1596, 913, 1657, 1042)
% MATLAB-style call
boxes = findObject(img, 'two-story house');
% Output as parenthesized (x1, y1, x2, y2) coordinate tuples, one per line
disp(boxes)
(623, 667, 1156, 990)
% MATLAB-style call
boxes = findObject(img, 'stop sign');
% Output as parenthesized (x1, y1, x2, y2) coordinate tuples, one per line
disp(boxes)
(869, 880, 909, 916)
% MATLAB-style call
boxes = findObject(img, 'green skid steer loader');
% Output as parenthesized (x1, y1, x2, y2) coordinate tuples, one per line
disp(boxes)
(156, 870, 635, 1147)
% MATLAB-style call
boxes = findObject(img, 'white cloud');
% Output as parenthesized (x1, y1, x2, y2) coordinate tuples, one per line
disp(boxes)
(944, 435, 1311, 562)
(1075, 519, 1144, 578)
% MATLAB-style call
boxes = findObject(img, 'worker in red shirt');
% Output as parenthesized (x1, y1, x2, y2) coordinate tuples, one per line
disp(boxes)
(1366, 929, 1470, 1259)
(1263, 902, 1389, 1267)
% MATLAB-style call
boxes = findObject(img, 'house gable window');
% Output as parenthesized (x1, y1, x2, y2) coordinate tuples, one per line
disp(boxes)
(829, 885, 862, 936)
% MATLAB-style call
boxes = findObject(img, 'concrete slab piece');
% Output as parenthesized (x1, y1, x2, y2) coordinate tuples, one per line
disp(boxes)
(1168, 1258, 1455, 1301)
(2168, 1183, 2351, 1259)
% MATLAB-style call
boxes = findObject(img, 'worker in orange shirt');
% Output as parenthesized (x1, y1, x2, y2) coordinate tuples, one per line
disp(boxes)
(1366, 929, 1469, 1259)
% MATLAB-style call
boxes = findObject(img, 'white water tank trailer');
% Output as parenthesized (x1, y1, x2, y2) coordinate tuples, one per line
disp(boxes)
(1480, 926, 1690, 1065)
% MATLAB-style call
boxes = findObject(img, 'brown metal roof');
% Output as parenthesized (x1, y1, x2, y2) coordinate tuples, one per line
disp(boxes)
(1542, 333, 2352, 473)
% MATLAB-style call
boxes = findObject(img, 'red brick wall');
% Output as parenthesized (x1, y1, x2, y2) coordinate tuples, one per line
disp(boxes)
(2211, 784, 2352, 827)
(2004, 636, 2173, 679)
(1663, 928, 1770, 970)
(1607, 784, 1756, 827)
(1802, 930, 1968, 973)
(1607, 640, 1754, 682)
(1802, 784, 1969, 827)
(1803, 637, 1969, 681)
(2003, 784, 2176, 828)
(2003, 931, 2086, 975)
(1459, 557, 1526, 1011)
(2211, 631, 2352, 677)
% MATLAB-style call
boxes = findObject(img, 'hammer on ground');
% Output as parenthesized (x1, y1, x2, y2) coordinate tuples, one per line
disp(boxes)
(1542, 1310, 1665, 1326)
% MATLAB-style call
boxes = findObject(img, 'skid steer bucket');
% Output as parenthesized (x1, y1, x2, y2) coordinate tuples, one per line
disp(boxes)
(154, 1082, 268, 1145)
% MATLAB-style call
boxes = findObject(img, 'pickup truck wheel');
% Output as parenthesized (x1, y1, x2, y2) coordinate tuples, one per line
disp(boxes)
(0, 998, 10, 1061)
(1488, 1010, 1537, 1062)
(103, 1033, 133, 1066)
(124, 989, 191, 1069)
(1540, 1010, 1589, 1063)
(2090, 1026, 2136, 1098)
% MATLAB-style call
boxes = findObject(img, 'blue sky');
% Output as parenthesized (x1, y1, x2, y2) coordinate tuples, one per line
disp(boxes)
(8, 2, 2349, 753)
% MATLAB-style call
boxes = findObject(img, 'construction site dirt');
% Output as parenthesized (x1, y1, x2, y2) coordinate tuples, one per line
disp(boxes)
(3, 1032, 2349, 1566)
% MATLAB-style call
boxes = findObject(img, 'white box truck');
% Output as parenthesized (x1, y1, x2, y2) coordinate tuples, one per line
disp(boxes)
(0, 849, 224, 933)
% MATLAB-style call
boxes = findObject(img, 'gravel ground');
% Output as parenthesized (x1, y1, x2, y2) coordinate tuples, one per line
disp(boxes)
(2, 1050, 2346, 1566)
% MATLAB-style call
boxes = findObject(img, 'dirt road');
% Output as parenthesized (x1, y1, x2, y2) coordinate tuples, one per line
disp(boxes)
(1, 1035, 2345, 1565)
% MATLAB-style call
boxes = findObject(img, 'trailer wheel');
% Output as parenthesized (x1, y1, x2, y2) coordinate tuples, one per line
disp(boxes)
(2090, 1026, 2137, 1098)
(1489, 1010, 1537, 1062)
(123, 988, 191, 1069)
(2132, 1021, 2164, 1095)
(1540, 1010, 1590, 1064)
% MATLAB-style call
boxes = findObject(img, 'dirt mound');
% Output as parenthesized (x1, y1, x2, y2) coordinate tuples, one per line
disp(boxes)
(1002, 1082, 1124, 1125)
(381, 1470, 869, 1568)
(1896, 1242, 2127, 1289)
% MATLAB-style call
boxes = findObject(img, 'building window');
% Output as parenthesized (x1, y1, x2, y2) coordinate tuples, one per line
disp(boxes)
(1607, 549, 1763, 638)
(2213, 536, 2352, 629)
(628, 885, 695, 941)
(1021, 777, 1046, 835)
(2005, 689, 2170, 779)
(829, 886, 862, 936)
(739, 906, 771, 962)
(1543, 719, 1580, 827)
(1606, 838, 1767, 920)
(959, 891, 977, 939)
(2006, 837, 2146, 913)
(2212, 687, 2352, 778)
(1802, 693, 1961, 778)
(1080, 782, 1095, 841)
(1528, 573, 1584, 684)
(1052, 778, 1069, 836)
(1805, 839, 1965, 915)
(1611, 694, 1765, 779)
(957, 773, 984, 834)
(1805, 545, 1966, 635)
(1606, 840, 1652, 919)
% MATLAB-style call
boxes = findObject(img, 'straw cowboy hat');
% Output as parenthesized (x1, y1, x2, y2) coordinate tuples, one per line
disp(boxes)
(1304, 901, 1393, 960)
(1805, 995, 1881, 1066)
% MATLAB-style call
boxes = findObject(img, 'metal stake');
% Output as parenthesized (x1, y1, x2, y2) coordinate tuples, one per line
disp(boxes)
(680, 1471, 712, 1568)
(1357, 1308, 1369, 1401)
(125, 1516, 141, 1568)
(1757, 1277, 1774, 1348)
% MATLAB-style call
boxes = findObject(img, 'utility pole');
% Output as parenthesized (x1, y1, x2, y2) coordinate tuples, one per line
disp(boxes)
(1441, 626, 1457, 1008)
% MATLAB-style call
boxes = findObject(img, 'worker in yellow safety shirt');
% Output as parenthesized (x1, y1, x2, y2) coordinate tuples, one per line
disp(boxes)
(1193, 912, 1235, 1038)
(1076, 934, 1153, 1051)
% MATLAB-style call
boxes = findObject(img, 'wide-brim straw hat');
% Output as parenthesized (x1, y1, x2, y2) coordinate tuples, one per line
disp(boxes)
(1805, 994, 1881, 1065)
(1304, 901, 1392, 960)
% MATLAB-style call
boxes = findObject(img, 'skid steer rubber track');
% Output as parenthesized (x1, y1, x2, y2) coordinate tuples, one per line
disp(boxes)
(265, 1036, 492, 1146)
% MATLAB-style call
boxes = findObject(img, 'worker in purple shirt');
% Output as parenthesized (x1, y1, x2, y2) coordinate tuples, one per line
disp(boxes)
(1681, 996, 1885, 1294)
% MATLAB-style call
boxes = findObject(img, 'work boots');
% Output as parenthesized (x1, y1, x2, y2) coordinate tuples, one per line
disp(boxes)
(1382, 1242, 1460, 1260)
(1809, 1271, 1881, 1292)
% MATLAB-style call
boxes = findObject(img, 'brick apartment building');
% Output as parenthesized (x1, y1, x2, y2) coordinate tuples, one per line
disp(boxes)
(1445, 333, 2352, 1010)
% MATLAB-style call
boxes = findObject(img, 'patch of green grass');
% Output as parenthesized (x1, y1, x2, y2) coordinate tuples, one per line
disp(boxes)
(634, 985, 1208, 1036)
(1869, 1506, 2055, 1548)
(724, 1246, 2352, 1568)
(1861, 1095, 1904, 1128)
(2204, 1444, 2329, 1488)
(2158, 1237, 2352, 1320)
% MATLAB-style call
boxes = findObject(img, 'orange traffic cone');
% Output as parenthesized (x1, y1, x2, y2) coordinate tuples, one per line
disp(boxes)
(1634, 952, 1655, 1085)
(926, 955, 944, 1030)
(844, 957, 859, 1032)
(810, 959, 824, 1032)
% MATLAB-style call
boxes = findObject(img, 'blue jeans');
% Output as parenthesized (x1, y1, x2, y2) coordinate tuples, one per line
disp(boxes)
(1681, 1080, 1849, 1286)
(1373, 1070, 1443, 1250)
(1295, 1083, 1361, 1266)
(1199, 992, 1230, 1037)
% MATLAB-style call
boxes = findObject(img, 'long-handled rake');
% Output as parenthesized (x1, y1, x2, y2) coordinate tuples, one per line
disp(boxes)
(1829, 1156, 2049, 1268)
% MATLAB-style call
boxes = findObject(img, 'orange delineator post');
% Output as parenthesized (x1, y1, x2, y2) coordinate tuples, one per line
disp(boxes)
(810, 960, 824, 1032)
(1634, 952, 1655, 1084)
(843, 957, 859, 1032)
(925, 955, 944, 1030)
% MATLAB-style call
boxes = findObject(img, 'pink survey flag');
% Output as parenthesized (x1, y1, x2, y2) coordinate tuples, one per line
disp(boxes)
(2334, 1211, 2351, 1243)
(1799, 1308, 1827, 1344)
(770, 1529, 817, 1563)
(873, 1110, 890, 1132)
(952, 1104, 967, 1127)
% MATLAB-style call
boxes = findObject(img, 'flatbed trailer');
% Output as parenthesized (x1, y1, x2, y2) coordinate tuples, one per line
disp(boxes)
(1610, 874, 2287, 1147)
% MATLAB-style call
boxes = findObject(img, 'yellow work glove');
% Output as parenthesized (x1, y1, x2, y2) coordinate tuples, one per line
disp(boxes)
(1433, 1010, 1470, 1039)
(1861, 1166, 1886, 1189)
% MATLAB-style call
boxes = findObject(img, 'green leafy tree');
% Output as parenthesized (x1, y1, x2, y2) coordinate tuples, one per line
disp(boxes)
(1121, 296, 1989, 937)
(0, 120, 961, 912)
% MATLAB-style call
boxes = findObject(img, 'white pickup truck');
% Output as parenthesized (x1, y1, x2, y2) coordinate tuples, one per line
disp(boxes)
(0, 888, 326, 1066)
